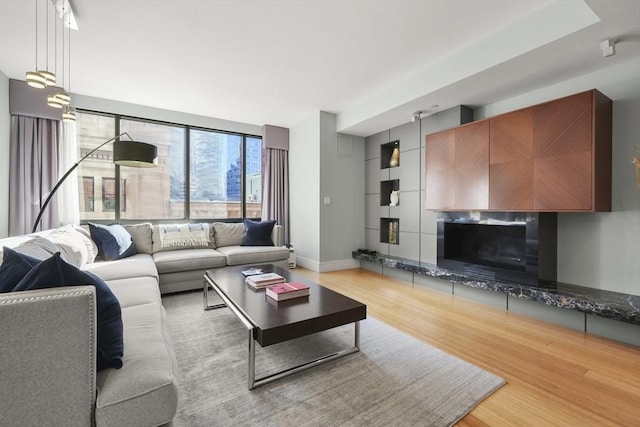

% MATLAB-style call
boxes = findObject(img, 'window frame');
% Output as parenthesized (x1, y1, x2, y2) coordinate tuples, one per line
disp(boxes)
(76, 109, 263, 223)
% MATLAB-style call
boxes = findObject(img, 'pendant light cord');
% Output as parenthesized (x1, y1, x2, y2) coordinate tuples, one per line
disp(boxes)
(45, 0, 48, 71)
(34, 0, 38, 68)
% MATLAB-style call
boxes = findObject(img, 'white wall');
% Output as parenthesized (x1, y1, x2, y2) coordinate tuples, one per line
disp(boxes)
(72, 94, 262, 136)
(0, 70, 10, 238)
(319, 112, 365, 268)
(289, 112, 321, 267)
(475, 58, 640, 295)
(290, 111, 365, 272)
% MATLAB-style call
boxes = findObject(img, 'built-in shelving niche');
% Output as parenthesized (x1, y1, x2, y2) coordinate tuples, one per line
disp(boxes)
(380, 179, 400, 206)
(380, 218, 400, 245)
(380, 140, 400, 169)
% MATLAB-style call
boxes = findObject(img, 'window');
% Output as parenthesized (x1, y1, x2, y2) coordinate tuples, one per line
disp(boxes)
(102, 178, 116, 211)
(120, 119, 185, 220)
(76, 111, 261, 222)
(190, 129, 242, 219)
(81, 176, 94, 212)
(77, 113, 116, 220)
(245, 136, 262, 218)
(101, 178, 127, 212)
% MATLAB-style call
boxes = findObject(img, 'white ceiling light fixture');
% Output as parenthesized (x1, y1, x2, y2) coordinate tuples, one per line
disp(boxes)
(411, 111, 423, 122)
(52, 0, 78, 30)
(600, 39, 616, 57)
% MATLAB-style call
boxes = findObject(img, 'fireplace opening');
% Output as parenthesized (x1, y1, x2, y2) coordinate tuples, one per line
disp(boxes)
(443, 223, 526, 272)
(437, 212, 557, 286)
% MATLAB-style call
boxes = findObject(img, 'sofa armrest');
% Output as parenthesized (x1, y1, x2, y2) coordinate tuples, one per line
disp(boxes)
(271, 224, 285, 247)
(0, 286, 97, 426)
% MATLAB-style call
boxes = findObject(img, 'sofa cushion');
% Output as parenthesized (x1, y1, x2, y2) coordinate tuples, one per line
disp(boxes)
(153, 249, 227, 274)
(95, 303, 178, 427)
(13, 253, 124, 371)
(124, 223, 153, 255)
(44, 225, 97, 267)
(105, 276, 161, 309)
(242, 219, 276, 246)
(12, 236, 66, 263)
(151, 224, 215, 253)
(82, 254, 158, 282)
(89, 223, 137, 260)
(70, 225, 99, 263)
(0, 247, 40, 292)
(212, 222, 245, 248)
(215, 245, 290, 266)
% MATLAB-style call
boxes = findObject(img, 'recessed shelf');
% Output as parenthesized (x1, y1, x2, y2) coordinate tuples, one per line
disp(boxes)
(380, 141, 400, 169)
(380, 180, 400, 206)
(380, 218, 400, 245)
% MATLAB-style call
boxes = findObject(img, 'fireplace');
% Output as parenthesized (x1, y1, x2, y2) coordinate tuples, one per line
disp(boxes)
(437, 212, 557, 285)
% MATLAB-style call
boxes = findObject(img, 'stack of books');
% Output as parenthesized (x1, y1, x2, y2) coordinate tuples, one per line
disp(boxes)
(266, 281, 310, 301)
(245, 272, 285, 289)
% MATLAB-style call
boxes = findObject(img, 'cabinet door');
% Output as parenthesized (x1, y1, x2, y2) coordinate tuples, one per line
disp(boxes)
(455, 121, 489, 210)
(489, 109, 534, 210)
(533, 91, 592, 210)
(425, 129, 455, 210)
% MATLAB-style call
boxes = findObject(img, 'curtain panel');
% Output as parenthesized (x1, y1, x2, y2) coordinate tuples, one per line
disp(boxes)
(9, 116, 61, 235)
(261, 148, 289, 244)
(261, 125, 290, 244)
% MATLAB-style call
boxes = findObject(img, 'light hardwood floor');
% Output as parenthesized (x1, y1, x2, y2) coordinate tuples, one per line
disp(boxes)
(293, 267, 640, 426)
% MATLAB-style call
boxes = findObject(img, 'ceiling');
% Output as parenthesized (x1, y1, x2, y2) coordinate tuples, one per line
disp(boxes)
(0, 0, 639, 137)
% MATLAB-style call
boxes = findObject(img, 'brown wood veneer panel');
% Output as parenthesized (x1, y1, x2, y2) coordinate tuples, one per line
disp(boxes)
(534, 91, 591, 159)
(425, 129, 455, 210)
(534, 151, 592, 210)
(490, 161, 534, 210)
(455, 120, 489, 210)
(490, 109, 534, 210)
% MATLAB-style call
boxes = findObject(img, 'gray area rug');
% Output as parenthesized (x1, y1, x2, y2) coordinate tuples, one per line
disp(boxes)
(163, 291, 505, 427)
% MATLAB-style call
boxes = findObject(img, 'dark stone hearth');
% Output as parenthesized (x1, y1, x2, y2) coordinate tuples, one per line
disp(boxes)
(352, 252, 639, 326)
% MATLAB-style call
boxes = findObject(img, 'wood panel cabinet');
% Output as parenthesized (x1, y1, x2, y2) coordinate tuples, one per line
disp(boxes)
(425, 129, 455, 210)
(532, 90, 611, 211)
(454, 121, 489, 210)
(425, 121, 489, 210)
(489, 108, 534, 210)
(425, 89, 612, 212)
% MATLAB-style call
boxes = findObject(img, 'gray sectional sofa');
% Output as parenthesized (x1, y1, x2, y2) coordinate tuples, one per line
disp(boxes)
(0, 221, 289, 426)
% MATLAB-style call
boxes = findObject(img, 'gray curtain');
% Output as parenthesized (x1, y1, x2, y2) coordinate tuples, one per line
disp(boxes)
(261, 148, 289, 244)
(261, 125, 290, 245)
(9, 115, 60, 235)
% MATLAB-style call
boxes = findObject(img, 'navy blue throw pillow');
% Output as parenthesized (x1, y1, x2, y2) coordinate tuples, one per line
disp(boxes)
(13, 253, 124, 371)
(241, 220, 276, 246)
(0, 247, 42, 293)
(88, 223, 137, 260)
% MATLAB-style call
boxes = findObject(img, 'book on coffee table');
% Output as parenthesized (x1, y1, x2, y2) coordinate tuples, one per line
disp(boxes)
(245, 272, 285, 289)
(266, 281, 310, 301)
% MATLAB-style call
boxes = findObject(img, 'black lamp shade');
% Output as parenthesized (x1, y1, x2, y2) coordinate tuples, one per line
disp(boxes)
(113, 140, 157, 168)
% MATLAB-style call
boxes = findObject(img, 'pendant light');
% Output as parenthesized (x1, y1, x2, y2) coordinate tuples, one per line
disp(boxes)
(25, 0, 46, 89)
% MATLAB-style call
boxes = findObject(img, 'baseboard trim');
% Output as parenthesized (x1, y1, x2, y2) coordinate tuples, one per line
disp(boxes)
(295, 257, 360, 273)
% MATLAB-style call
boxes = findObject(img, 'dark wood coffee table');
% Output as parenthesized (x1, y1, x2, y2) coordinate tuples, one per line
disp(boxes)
(203, 264, 366, 389)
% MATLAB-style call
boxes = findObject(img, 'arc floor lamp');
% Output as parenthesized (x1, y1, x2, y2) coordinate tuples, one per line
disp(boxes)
(32, 132, 157, 233)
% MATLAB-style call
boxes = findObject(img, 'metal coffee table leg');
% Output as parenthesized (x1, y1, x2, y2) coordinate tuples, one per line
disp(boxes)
(248, 321, 360, 390)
